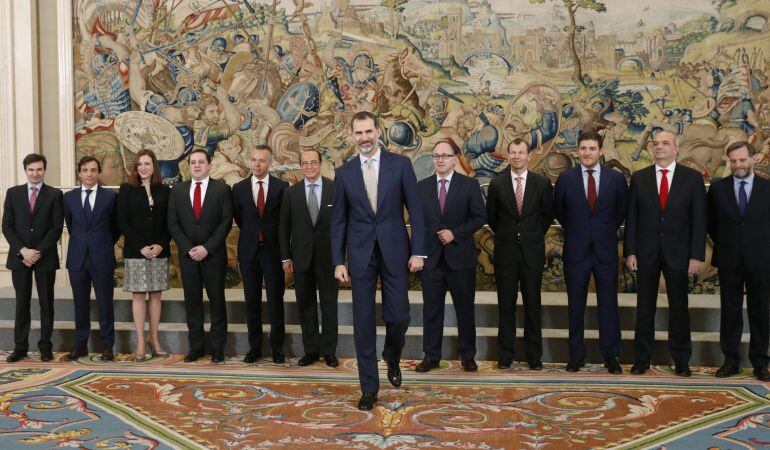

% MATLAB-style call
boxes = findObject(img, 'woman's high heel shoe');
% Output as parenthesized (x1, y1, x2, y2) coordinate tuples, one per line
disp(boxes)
(149, 344, 168, 357)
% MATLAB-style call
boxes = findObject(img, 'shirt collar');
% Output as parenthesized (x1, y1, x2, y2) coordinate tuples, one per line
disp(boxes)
(655, 161, 676, 173)
(735, 172, 755, 185)
(360, 148, 381, 166)
(27, 181, 43, 190)
(436, 171, 454, 183)
(192, 176, 210, 185)
(581, 163, 600, 174)
(304, 177, 322, 188)
(82, 184, 98, 192)
(511, 169, 528, 180)
(251, 174, 269, 185)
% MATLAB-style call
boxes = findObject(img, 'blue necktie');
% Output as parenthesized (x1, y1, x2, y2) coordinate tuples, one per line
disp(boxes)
(84, 189, 93, 220)
(738, 181, 748, 216)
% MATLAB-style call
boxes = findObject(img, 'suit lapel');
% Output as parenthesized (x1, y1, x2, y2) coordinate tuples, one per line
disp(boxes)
(499, 172, 518, 217)
(442, 174, 458, 219)
(520, 173, 536, 216)
(353, 156, 375, 217)
(573, 168, 590, 211)
(663, 166, 684, 212)
(375, 152, 393, 214)
(644, 167, 661, 211)
(265, 177, 280, 213)
(29, 184, 47, 218)
(316, 178, 333, 227)
(721, 176, 741, 218)
(744, 175, 763, 218)
(297, 181, 314, 228)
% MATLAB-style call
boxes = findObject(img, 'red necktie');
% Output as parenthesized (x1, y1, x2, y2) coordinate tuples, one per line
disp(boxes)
(586, 169, 597, 212)
(659, 169, 669, 209)
(193, 182, 202, 220)
(257, 180, 265, 241)
(29, 186, 38, 214)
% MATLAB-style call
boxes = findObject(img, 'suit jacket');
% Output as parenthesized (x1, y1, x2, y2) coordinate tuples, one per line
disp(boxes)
(331, 149, 425, 276)
(232, 175, 288, 264)
(418, 172, 486, 271)
(486, 171, 554, 269)
(624, 164, 707, 270)
(279, 177, 333, 273)
(2, 184, 63, 271)
(554, 166, 628, 265)
(117, 183, 171, 259)
(63, 186, 119, 271)
(167, 178, 233, 266)
(708, 174, 770, 271)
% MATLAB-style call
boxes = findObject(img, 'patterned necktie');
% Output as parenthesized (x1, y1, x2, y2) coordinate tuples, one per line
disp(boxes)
(586, 169, 597, 212)
(84, 189, 93, 220)
(256, 180, 265, 241)
(659, 169, 669, 209)
(308, 183, 319, 225)
(363, 158, 378, 214)
(193, 182, 201, 220)
(438, 179, 447, 215)
(29, 186, 38, 214)
(514, 176, 524, 214)
(738, 180, 748, 216)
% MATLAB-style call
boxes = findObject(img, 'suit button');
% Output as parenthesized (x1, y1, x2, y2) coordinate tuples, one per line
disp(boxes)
(30, 228, 34, 232)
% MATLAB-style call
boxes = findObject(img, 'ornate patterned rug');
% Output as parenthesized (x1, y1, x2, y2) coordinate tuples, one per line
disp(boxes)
(0, 353, 768, 449)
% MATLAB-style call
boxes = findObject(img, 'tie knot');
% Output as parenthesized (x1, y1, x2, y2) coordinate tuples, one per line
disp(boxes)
(309, 183, 316, 189)
(516, 176, 523, 182)
(660, 169, 669, 176)
(30, 186, 38, 192)
(439, 179, 447, 186)
(740, 180, 747, 186)
(195, 182, 201, 186)
(586, 169, 594, 174)
(85, 189, 93, 194)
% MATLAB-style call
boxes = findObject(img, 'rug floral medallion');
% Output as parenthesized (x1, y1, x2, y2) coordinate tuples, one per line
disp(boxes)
(0, 355, 768, 449)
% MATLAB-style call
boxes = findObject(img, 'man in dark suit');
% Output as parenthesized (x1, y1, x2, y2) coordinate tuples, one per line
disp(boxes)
(554, 130, 628, 374)
(279, 149, 338, 367)
(625, 129, 707, 377)
(63, 156, 120, 361)
(415, 139, 486, 373)
(232, 145, 289, 364)
(708, 141, 770, 381)
(332, 111, 425, 411)
(168, 149, 233, 363)
(3, 154, 63, 362)
(487, 138, 554, 371)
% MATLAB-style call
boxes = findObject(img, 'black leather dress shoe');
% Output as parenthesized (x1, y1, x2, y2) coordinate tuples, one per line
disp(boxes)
(415, 358, 440, 373)
(324, 355, 339, 367)
(461, 358, 478, 372)
(386, 360, 402, 387)
(243, 350, 260, 364)
(497, 357, 513, 369)
(715, 363, 740, 378)
(63, 347, 88, 361)
(357, 392, 377, 411)
(630, 363, 649, 375)
(101, 348, 114, 361)
(184, 349, 204, 362)
(675, 364, 692, 377)
(272, 350, 286, 364)
(298, 354, 319, 366)
(565, 360, 585, 373)
(6, 351, 26, 363)
(211, 350, 225, 363)
(528, 360, 543, 370)
(40, 351, 53, 362)
(605, 357, 623, 374)
(754, 368, 770, 382)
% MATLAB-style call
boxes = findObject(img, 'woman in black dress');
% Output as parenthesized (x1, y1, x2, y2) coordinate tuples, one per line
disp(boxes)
(117, 149, 171, 360)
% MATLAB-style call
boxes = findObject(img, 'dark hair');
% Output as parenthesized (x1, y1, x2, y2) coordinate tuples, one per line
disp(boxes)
(77, 156, 101, 172)
(130, 149, 163, 187)
(508, 138, 532, 154)
(188, 148, 211, 164)
(350, 111, 379, 130)
(725, 140, 756, 157)
(252, 144, 274, 160)
(577, 129, 603, 149)
(23, 154, 47, 170)
(433, 138, 461, 156)
(300, 148, 322, 162)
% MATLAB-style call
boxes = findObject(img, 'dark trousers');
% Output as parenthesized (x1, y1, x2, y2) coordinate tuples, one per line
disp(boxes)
(69, 259, 115, 349)
(180, 258, 227, 352)
(719, 267, 770, 369)
(12, 268, 55, 353)
(294, 256, 338, 357)
(351, 242, 410, 394)
(495, 244, 543, 363)
(564, 250, 621, 362)
(421, 257, 477, 359)
(634, 257, 691, 365)
(241, 247, 285, 354)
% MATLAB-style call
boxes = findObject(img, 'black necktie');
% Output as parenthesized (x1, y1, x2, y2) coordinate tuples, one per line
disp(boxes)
(84, 189, 93, 220)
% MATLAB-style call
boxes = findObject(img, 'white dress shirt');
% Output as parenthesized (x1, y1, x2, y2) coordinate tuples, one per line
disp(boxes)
(510, 169, 528, 194)
(655, 161, 676, 192)
(189, 177, 210, 205)
(81, 184, 98, 209)
(581, 164, 601, 197)
(360, 148, 381, 178)
(305, 177, 322, 210)
(436, 171, 454, 197)
(734, 171, 754, 203)
(252, 174, 270, 204)
(27, 181, 43, 201)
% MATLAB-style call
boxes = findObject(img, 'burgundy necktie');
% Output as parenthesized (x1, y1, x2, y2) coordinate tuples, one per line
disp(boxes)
(586, 169, 597, 212)
(29, 186, 38, 214)
(257, 181, 265, 241)
(659, 169, 669, 209)
(193, 182, 202, 220)
(438, 179, 447, 214)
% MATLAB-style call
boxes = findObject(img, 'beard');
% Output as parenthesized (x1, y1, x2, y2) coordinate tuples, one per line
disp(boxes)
(357, 140, 376, 153)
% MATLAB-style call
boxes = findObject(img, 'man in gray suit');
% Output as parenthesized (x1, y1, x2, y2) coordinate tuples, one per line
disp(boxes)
(279, 149, 339, 367)
(168, 149, 233, 363)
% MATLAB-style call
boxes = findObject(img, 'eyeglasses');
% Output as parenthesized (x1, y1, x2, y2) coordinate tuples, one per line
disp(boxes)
(431, 154, 455, 160)
(300, 161, 320, 167)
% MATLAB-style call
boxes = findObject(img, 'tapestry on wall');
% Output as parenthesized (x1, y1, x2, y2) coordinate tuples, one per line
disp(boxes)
(72, 0, 770, 292)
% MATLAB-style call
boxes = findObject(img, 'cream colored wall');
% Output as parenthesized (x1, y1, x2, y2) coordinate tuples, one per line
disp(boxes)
(38, 0, 62, 187)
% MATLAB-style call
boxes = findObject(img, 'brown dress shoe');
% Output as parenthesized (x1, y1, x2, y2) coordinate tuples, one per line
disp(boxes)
(101, 348, 114, 361)
(754, 368, 770, 382)
(63, 347, 88, 361)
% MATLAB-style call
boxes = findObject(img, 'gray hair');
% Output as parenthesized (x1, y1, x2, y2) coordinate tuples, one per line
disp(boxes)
(651, 128, 679, 148)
